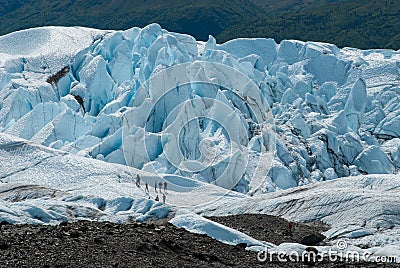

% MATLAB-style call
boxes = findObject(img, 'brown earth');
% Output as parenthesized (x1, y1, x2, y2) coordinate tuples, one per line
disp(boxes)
(207, 214, 330, 246)
(0, 215, 396, 268)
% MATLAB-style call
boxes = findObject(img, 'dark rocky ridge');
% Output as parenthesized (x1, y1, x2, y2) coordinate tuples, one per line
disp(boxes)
(207, 214, 330, 246)
(0, 216, 396, 267)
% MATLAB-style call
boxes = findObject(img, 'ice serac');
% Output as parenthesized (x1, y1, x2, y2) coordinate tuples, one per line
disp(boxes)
(277, 40, 304, 65)
(304, 48, 349, 85)
(5, 102, 68, 140)
(218, 38, 277, 68)
(374, 109, 400, 138)
(344, 78, 367, 132)
(77, 55, 115, 116)
(122, 58, 273, 191)
(354, 145, 395, 174)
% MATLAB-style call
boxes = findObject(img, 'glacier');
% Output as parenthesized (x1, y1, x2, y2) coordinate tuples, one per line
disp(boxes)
(1, 24, 400, 191)
(1, 24, 400, 258)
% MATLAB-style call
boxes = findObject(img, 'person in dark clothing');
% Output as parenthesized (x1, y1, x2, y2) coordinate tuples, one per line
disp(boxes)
(159, 182, 163, 192)
(136, 174, 140, 186)
(155, 195, 159, 201)
(288, 222, 293, 235)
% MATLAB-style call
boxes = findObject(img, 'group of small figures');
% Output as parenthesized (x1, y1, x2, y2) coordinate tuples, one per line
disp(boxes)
(135, 175, 167, 204)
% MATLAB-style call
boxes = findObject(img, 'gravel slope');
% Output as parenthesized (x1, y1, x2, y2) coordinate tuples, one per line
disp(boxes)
(0, 216, 396, 267)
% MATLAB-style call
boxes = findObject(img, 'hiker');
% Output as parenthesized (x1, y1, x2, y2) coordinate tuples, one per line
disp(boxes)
(288, 222, 293, 235)
(162, 193, 166, 204)
(164, 182, 167, 192)
(159, 182, 163, 192)
(136, 174, 140, 186)
(154, 182, 157, 192)
(144, 182, 149, 193)
(155, 195, 159, 201)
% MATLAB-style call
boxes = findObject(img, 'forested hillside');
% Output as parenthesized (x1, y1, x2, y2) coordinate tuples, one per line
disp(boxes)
(0, 0, 399, 49)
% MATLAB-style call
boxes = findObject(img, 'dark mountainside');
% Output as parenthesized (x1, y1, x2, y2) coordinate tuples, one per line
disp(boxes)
(0, 0, 399, 49)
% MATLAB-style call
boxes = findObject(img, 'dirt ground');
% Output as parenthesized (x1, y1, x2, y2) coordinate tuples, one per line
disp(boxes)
(0, 215, 396, 267)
